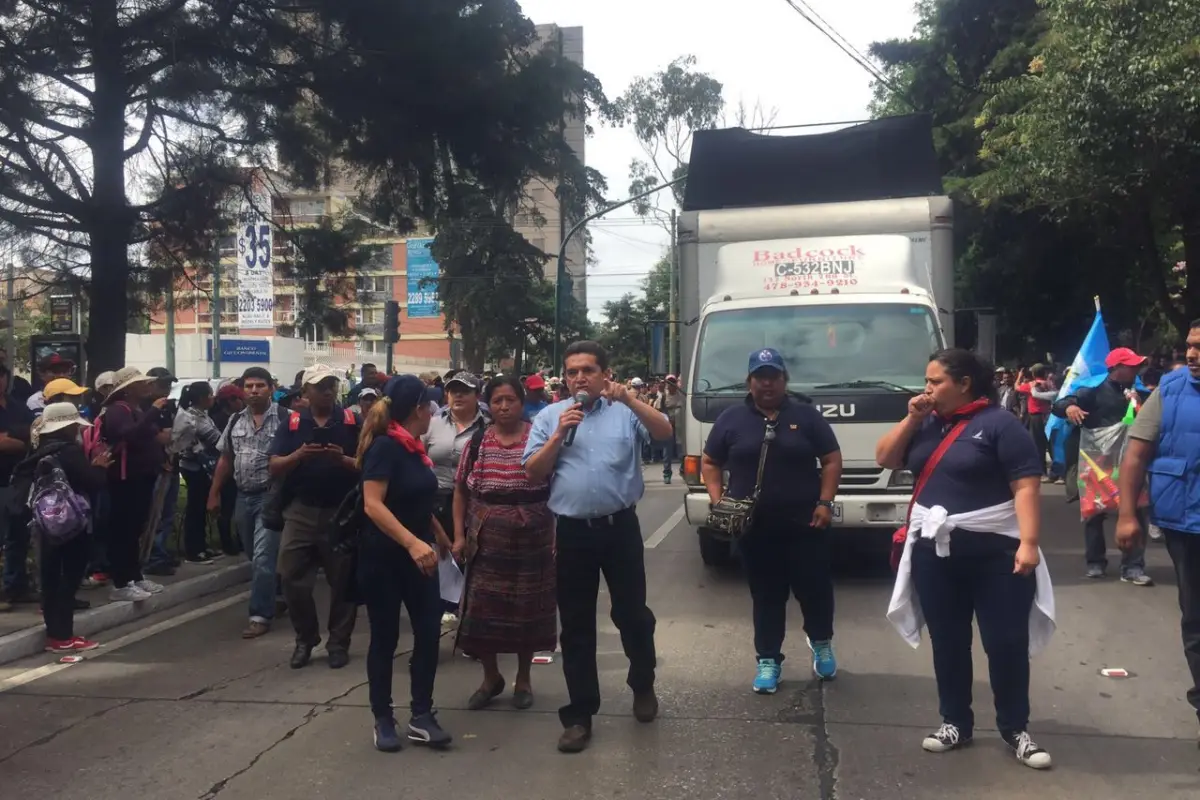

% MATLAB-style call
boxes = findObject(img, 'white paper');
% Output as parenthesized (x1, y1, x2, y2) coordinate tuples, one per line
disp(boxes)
(438, 552, 464, 605)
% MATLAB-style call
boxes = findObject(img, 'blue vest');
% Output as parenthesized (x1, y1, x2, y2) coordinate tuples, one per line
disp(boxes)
(1148, 368, 1200, 534)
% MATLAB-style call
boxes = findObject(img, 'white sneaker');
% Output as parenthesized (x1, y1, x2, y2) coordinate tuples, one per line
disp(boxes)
(110, 585, 151, 602)
(1149, 524, 1164, 541)
(134, 580, 165, 595)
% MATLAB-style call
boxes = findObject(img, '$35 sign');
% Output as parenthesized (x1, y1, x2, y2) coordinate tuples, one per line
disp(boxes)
(239, 223, 272, 270)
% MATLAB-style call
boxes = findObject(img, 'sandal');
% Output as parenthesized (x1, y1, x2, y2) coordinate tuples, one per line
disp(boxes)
(466, 676, 505, 711)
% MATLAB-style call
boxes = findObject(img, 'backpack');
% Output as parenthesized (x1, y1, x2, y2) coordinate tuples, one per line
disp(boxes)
(82, 402, 130, 480)
(28, 455, 92, 545)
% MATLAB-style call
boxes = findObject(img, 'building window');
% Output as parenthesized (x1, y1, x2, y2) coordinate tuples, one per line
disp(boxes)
(364, 246, 394, 270)
(355, 275, 392, 296)
(355, 307, 382, 325)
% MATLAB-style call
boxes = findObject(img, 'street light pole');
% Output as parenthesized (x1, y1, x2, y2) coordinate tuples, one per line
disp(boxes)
(668, 208, 677, 376)
(552, 176, 686, 368)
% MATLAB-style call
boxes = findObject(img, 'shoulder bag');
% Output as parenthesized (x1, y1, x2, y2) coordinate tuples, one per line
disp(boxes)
(889, 418, 972, 572)
(705, 419, 777, 540)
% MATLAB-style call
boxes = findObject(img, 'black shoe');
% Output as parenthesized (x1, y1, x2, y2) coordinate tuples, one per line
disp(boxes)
(557, 725, 591, 753)
(73, 597, 91, 610)
(327, 649, 349, 669)
(290, 643, 314, 669)
(144, 562, 175, 577)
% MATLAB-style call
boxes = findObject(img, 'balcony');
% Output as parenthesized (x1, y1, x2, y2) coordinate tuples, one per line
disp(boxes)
(356, 322, 384, 336)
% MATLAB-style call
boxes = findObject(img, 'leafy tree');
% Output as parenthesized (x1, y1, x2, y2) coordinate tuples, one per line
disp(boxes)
(974, 0, 1200, 335)
(598, 293, 649, 379)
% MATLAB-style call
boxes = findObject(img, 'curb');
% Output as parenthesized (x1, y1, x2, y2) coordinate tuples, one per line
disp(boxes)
(0, 562, 251, 667)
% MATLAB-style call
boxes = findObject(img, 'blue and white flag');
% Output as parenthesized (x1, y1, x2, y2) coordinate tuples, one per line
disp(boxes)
(1047, 307, 1110, 464)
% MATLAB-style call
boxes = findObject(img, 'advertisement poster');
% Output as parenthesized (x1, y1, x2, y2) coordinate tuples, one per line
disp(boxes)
(236, 182, 275, 329)
(405, 237, 440, 318)
(49, 296, 75, 333)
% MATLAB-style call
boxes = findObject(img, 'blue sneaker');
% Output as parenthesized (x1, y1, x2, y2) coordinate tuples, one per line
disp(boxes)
(373, 717, 402, 752)
(408, 712, 452, 747)
(752, 657, 781, 694)
(809, 638, 837, 680)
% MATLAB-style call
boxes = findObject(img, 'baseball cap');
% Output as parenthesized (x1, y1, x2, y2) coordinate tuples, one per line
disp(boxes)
(43, 378, 88, 399)
(748, 348, 787, 375)
(1105, 347, 1147, 369)
(359, 387, 380, 399)
(147, 366, 176, 384)
(524, 374, 546, 391)
(446, 371, 480, 391)
(665, 374, 678, 383)
(217, 383, 245, 401)
(631, 377, 645, 387)
(302, 364, 340, 386)
(383, 374, 430, 421)
(94, 371, 117, 391)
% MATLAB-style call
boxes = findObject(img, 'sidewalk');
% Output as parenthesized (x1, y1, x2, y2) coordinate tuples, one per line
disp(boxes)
(0, 558, 250, 666)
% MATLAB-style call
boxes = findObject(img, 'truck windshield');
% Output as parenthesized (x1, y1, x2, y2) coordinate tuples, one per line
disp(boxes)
(693, 303, 941, 394)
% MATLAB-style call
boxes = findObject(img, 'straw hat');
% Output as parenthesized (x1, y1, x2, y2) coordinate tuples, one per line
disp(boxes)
(104, 366, 155, 403)
(31, 402, 91, 448)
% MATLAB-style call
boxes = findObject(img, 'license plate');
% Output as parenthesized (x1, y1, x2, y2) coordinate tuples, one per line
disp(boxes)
(831, 502, 843, 523)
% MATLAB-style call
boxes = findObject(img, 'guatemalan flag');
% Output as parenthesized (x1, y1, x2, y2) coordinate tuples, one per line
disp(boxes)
(1047, 305, 1110, 465)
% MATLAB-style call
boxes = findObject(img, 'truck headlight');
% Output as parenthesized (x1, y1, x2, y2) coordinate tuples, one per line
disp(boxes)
(888, 470, 915, 489)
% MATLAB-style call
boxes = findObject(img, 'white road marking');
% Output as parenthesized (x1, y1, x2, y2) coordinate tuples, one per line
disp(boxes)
(645, 505, 686, 549)
(0, 591, 249, 694)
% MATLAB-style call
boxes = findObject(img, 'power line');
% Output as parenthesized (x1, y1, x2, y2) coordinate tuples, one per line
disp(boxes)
(779, 0, 909, 100)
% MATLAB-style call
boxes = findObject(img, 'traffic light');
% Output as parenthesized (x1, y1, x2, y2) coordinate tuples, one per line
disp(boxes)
(383, 300, 401, 343)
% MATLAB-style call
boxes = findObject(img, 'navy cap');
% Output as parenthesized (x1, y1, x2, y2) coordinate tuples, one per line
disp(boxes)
(383, 374, 431, 421)
(748, 348, 787, 375)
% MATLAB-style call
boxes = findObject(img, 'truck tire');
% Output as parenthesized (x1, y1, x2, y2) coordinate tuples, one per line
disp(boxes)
(698, 528, 734, 568)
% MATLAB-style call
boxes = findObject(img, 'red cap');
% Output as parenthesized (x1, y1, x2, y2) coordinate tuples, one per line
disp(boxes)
(524, 374, 546, 391)
(217, 384, 245, 401)
(1105, 347, 1147, 369)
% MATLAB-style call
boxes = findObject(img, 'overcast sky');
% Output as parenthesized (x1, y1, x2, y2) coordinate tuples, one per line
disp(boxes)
(515, 0, 919, 320)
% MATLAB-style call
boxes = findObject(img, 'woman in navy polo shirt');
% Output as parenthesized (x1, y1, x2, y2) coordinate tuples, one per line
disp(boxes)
(357, 375, 457, 753)
(701, 347, 843, 693)
(878, 349, 1055, 770)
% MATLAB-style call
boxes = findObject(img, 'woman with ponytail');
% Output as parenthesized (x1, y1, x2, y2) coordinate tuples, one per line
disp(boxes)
(356, 374, 454, 753)
(172, 381, 221, 564)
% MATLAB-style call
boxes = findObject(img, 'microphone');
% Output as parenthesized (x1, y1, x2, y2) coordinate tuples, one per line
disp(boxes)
(564, 391, 590, 447)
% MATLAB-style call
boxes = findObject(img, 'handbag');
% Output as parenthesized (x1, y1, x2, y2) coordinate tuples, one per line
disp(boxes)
(705, 420, 776, 540)
(889, 417, 972, 572)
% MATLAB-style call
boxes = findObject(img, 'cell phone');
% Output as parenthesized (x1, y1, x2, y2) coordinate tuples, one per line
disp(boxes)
(312, 427, 333, 446)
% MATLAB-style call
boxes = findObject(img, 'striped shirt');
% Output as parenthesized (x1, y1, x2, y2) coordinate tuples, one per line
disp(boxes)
(457, 426, 547, 498)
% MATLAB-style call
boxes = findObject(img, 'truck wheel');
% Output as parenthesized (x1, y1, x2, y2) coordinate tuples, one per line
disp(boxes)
(699, 528, 734, 567)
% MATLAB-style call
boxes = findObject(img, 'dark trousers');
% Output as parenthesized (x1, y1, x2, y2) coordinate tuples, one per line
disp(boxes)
(217, 481, 238, 554)
(278, 502, 357, 650)
(180, 468, 213, 559)
(911, 533, 1036, 737)
(89, 488, 111, 574)
(1028, 413, 1049, 474)
(555, 508, 657, 730)
(740, 515, 835, 662)
(41, 533, 90, 640)
(1164, 529, 1200, 722)
(107, 475, 157, 588)
(1085, 510, 1146, 574)
(358, 535, 442, 719)
(1, 487, 30, 595)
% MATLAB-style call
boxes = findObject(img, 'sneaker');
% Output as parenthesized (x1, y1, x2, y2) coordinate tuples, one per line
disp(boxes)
(1149, 524, 1164, 541)
(809, 638, 837, 680)
(205, 550, 226, 561)
(1085, 564, 1106, 579)
(408, 712, 452, 747)
(134, 579, 165, 594)
(80, 575, 106, 589)
(90, 572, 110, 585)
(663, 474, 672, 485)
(440, 613, 459, 634)
(110, 585, 151, 602)
(752, 657, 781, 694)
(45, 637, 99, 653)
(1121, 571, 1154, 587)
(185, 554, 214, 565)
(143, 562, 175, 577)
(1002, 730, 1052, 769)
(373, 717, 403, 753)
(923, 723, 971, 753)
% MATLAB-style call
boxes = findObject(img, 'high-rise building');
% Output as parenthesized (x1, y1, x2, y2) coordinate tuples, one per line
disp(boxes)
(514, 23, 587, 306)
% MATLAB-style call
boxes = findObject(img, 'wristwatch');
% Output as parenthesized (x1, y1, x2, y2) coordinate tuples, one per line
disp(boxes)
(816, 500, 834, 510)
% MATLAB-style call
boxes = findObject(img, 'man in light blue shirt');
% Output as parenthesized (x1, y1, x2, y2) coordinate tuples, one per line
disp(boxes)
(524, 340, 674, 754)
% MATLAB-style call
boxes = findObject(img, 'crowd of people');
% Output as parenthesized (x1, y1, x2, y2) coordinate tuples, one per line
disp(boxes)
(1, 323, 1197, 770)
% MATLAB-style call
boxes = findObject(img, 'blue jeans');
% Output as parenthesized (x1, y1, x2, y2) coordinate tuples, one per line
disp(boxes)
(237, 491, 280, 623)
(149, 471, 180, 565)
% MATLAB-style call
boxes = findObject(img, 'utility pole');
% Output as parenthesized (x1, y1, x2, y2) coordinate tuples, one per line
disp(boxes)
(668, 209, 677, 377)
(164, 278, 176, 377)
(5, 262, 14, 381)
(552, 176, 687, 368)
(211, 240, 222, 378)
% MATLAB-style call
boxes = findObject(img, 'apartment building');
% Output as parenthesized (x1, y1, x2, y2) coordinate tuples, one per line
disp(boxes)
(148, 173, 458, 374)
(518, 23, 587, 306)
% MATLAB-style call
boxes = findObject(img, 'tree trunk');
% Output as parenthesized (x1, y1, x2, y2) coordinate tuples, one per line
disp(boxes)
(85, 0, 132, 380)
(459, 316, 486, 374)
(1180, 198, 1200, 335)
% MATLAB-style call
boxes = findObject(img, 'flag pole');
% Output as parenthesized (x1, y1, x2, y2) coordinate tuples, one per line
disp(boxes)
(1094, 295, 1101, 312)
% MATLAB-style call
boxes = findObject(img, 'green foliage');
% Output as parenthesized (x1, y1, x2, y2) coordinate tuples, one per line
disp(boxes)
(599, 294, 649, 380)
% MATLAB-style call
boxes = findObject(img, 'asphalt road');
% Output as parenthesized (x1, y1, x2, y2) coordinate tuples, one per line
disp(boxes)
(1, 473, 1198, 799)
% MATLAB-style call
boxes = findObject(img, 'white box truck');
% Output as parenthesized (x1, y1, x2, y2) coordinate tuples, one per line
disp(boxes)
(674, 120, 954, 565)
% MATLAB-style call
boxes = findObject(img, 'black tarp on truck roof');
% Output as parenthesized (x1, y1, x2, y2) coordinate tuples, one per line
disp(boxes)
(682, 114, 943, 211)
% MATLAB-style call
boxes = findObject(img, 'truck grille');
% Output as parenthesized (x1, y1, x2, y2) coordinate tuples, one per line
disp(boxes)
(839, 466, 886, 493)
